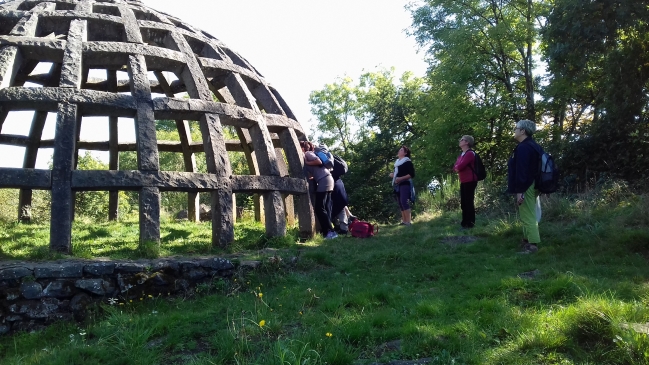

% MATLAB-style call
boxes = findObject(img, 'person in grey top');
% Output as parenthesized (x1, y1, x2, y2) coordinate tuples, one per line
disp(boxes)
(300, 141, 337, 239)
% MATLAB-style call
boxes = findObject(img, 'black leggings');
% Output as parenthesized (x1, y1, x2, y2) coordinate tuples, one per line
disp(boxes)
(460, 181, 477, 228)
(315, 191, 333, 236)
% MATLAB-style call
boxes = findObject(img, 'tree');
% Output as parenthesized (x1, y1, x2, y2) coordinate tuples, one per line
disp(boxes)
(543, 0, 649, 182)
(308, 77, 359, 154)
(309, 69, 427, 221)
(408, 0, 550, 178)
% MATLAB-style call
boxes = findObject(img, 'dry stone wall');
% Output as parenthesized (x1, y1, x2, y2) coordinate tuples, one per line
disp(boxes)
(0, 257, 235, 335)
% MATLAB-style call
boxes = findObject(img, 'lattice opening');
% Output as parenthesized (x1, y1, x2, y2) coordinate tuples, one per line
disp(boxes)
(183, 35, 220, 59)
(220, 47, 252, 70)
(149, 70, 185, 99)
(92, 4, 120, 17)
(155, 119, 203, 173)
(131, 8, 161, 22)
(86, 18, 126, 42)
(0, 16, 20, 35)
(17, 1, 38, 11)
(1, 111, 33, 137)
(141, 27, 177, 51)
(167, 18, 194, 33)
(0, 146, 25, 168)
(55, 2, 76, 11)
(36, 17, 71, 38)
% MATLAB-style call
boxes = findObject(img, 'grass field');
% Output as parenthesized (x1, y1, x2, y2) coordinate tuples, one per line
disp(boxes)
(1, 186, 649, 364)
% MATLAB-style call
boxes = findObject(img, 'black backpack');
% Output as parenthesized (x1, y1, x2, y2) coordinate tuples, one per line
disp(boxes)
(331, 154, 348, 180)
(532, 146, 559, 194)
(469, 150, 487, 181)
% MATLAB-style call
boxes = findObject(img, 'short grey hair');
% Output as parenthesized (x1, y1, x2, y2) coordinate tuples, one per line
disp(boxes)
(516, 119, 536, 136)
(462, 135, 475, 148)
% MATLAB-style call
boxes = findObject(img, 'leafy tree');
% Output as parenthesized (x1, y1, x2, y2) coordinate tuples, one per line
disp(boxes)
(543, 0, 649, 182)
(308, 77, 359, 154)
(309, 69, 427, 221)
(408, 0, 550, 179)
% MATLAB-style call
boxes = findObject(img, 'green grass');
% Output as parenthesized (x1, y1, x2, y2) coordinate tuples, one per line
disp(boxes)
(0, 215, 297, 260)
(2, 191, 649, 364)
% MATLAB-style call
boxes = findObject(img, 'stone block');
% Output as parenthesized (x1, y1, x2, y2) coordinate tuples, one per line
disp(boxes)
(84, 262, 116, 276)
(115, 263, 147, 274)
(20, 282, 43, 300)
(198, 258, 234, 271)
(186, 268, 207, 281)
(0, 267, 32, 280)
(42, 280, 75, 298)
(75, 279, 115, 296)
(34, 263, 84, 279)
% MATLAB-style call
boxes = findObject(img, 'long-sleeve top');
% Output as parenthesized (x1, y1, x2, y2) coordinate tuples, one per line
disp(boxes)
(507, 137, 541, 193)
(396, 161, 415, 186)
(454, 151, 477, 183)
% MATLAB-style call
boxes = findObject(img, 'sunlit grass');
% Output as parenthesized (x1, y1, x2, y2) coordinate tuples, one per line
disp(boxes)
(2, 189, 649, 364)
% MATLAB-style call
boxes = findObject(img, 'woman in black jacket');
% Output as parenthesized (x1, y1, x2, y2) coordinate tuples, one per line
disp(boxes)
(508, 119, 542, 252)
(389, 146, 415, 225)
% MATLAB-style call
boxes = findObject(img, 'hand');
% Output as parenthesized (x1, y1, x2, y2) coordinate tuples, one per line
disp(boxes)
(389, 172, 394, 178)
(516, 193, 524, 205)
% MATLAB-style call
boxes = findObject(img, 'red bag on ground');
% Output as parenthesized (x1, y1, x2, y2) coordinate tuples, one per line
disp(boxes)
(348, 220, 378, 238)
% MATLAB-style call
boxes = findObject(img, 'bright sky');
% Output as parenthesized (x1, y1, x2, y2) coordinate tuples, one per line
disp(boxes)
(0, 0, 428, 169)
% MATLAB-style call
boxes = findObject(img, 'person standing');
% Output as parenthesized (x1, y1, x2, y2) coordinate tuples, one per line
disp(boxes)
(453, 135, 478, 229)
(300, 141, 337, 239)
(508, 120, 541, 252)
(389, 146, 415, 225)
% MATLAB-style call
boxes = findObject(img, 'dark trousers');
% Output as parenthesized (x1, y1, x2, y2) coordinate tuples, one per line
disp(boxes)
(460, 181, 477, 228)
(315, 191, 333, 236)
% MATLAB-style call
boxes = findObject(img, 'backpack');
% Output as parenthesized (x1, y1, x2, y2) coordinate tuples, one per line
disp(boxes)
(331, 154, 348, 180)
(314, 144, 334, 170)
(469, 150, 487, 181)
(533, 146, 559, 194)
(348, 220, 378, 238)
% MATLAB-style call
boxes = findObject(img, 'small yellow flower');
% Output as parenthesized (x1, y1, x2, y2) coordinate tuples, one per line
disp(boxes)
(326, 332, 333, 337)
(258, 293, 263, 298)
(299, 311, 303, 315)
(259, 320, 266, 327)
(147, 295, 153, 298)
(129, 300, 132, 303)
(139, 298, 143, 301)
(119, 303, 124, 306)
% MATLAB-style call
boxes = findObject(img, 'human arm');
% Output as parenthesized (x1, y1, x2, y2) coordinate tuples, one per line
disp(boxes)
(395, 174, 412, 184)
(454, 153, 474, 172)
(303, 151, 322, 166)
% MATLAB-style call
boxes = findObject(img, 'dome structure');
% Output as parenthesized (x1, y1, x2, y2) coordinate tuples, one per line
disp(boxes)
(0, 0, 314, 253)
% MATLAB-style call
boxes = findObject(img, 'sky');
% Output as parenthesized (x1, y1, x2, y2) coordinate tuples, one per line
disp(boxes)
(0, 0, 429, 169)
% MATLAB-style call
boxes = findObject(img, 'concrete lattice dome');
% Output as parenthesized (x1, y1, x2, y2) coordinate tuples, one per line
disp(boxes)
(0, 0, 314, 253)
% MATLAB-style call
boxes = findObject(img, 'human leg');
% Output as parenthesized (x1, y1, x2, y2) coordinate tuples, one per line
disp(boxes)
(399, 185, 412, 224)
(314, 191, 330, 237)
(519, 184, 540, 244)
